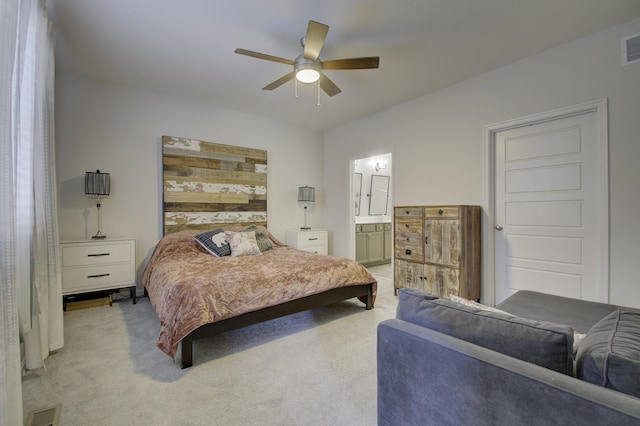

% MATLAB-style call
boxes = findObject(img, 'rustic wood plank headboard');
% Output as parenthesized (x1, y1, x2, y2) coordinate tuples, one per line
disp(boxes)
(162, 136, 267, 235)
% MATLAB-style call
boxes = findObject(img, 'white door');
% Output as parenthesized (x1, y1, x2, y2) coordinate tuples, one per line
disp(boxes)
(494, 108, 608, 304)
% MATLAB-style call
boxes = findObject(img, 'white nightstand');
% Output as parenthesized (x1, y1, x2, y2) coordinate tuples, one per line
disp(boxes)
(60, 238, 136, 308)
(285, 229, 328, 255)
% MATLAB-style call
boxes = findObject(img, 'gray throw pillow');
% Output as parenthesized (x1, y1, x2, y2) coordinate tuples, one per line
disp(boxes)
(397, 288, 575, 375)
(246, 225, 274, 252)
(193, 229, 231, 257)
(576, 307, 640, 398)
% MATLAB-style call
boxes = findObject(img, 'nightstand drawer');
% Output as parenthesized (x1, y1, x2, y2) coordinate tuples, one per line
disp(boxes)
(62, 263, 134, 293)
(62, 242, 133, 267)
(60, 238, 137, 302)
(286, 229, 329, 255)
(297, 231, 328, 247)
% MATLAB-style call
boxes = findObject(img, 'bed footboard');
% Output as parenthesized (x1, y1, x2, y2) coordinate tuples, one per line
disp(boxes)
(179, 283, 373, 368)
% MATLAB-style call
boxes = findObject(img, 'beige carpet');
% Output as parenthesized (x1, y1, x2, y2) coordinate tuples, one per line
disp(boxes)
(22, 265, 397, 425)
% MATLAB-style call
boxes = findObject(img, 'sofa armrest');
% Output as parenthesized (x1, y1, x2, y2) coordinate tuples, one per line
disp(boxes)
(377, 319, 640, 426)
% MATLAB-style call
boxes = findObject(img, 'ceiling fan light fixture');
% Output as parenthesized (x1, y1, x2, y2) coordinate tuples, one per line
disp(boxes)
(296, 68, 320, 83)
(235, 20, 379, 97)
(295, 56, 321, 83)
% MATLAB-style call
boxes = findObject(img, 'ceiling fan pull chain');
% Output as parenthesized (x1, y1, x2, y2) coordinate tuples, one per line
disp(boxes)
(317, 80, 321, 106)
(295, 78, 299, 99)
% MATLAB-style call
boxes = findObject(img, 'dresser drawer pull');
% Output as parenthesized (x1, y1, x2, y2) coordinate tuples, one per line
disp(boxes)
(87, 273, 110, 279)
(308, 237, 319, 241)
(88, 253, 110, 257)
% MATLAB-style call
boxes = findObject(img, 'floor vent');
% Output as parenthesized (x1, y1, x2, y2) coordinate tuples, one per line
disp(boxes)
(622, 32, 640, 65)
(26, 404, 61, 426)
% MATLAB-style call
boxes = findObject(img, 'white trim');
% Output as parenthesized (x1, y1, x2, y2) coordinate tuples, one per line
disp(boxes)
(482, 98, 609, 306)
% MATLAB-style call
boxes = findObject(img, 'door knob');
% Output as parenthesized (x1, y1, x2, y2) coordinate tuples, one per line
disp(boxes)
(495, 225, 503, 231)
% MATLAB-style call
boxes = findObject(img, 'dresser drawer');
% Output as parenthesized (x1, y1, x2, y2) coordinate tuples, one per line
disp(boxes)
(62, 242, 133, 267)
(62, 263, 134, 293)
(395, 218, 423, 233)
(394, 232, 424, 262)
(395, 207, 423, 218)
(424, 206, 459, 218)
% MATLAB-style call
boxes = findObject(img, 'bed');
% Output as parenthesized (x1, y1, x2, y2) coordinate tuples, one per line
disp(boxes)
(142, 136, 376, 368)
(142, 227, 376, 367)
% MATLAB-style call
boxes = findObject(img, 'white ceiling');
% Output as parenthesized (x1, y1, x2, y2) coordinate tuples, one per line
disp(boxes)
(46, 0, 640, 131)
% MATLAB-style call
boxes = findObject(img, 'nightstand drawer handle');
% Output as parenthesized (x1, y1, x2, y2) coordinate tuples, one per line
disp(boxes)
(88, 253, 110, 257)
(308, 237, 318, 241)
(87, 273, 110, 279)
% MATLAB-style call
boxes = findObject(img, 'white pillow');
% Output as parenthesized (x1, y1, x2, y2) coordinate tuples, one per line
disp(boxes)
(225, 231, 262, 257)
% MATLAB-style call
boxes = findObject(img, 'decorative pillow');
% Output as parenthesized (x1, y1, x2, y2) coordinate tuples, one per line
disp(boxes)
(193, 229, 231, 257)
(246, 225, 274, 252)
(576, 307, 640, 397)
(225, 231, 262, 257)
(398, 288, 575, 374)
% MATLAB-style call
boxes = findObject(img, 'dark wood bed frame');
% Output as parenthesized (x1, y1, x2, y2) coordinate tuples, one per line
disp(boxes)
(160, 136, 375, 368)
(178, 283, 374, 368)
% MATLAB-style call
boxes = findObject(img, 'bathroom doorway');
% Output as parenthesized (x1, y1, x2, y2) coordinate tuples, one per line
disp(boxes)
(353, 153, 393, 268)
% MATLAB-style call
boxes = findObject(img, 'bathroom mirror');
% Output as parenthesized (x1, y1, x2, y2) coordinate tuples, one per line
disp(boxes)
(369, 174, 389, 215)
(354, 173, 362, 215)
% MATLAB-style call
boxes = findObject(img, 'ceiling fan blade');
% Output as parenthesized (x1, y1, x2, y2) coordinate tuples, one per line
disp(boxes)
(319, 74, 342, 97)
(322, 57, 380, 70)
(234, 48, 295, 65)
(262, 72, 296, 90)
(303, 20, 329, 61)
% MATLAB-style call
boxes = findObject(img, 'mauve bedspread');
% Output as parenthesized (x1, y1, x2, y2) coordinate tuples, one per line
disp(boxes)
(142, 229, 377, 358)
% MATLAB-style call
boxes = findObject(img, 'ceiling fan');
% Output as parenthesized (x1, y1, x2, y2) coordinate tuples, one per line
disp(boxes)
(234, 20, 380, 97)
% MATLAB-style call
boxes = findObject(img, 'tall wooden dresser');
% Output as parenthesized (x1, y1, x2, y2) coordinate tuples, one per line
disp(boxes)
(394, 205, 481, 300)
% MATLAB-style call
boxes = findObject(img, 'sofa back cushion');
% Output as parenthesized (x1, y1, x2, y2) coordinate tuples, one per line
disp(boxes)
(397, 288, 575, 374)
(576, 307, 640, 398)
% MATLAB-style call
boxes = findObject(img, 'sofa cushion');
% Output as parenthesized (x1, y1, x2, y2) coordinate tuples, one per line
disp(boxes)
(397, 288, 575, 374)
(497, 290, 619, 334)
(576, 307, 640, 398)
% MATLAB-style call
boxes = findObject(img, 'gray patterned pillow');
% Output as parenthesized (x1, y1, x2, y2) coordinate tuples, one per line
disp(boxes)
(194, 229, 230, 257)
(246, 225, 274, 252)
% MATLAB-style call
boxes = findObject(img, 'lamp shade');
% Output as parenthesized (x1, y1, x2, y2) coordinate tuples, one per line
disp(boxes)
(298, 186, 315, 203)
(85, 170, 111, 197)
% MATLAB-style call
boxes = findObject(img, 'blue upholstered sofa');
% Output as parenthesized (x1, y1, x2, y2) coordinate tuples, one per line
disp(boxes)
(377, 288, 640, 425)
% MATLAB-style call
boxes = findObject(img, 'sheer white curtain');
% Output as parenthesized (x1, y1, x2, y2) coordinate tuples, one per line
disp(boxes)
(1, 0, 62, 422)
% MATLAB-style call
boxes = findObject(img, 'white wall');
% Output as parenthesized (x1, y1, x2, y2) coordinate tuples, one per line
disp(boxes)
(56, 73, 324, 287)
(324, 18, 640, 307)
